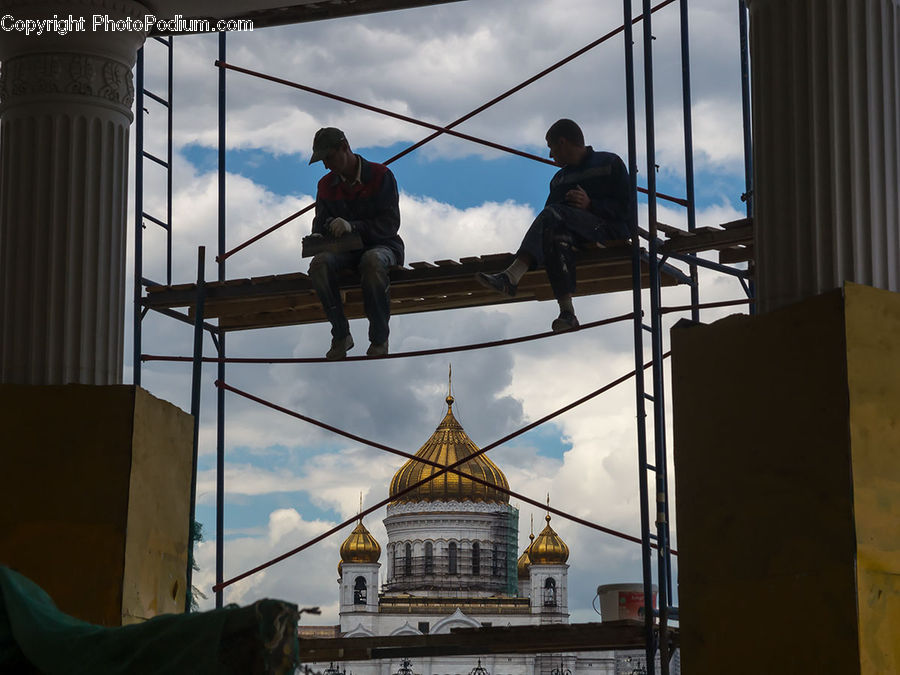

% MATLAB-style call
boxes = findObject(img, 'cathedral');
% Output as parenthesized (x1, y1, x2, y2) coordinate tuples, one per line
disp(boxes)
(306, 388, 656, 675)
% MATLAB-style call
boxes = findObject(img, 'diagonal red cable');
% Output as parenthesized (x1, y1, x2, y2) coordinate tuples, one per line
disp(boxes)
(216, 0, 681, 263)
(211, 351, 673, 593)
(142, 311, 635, 364)
(217, 378, 648, 546)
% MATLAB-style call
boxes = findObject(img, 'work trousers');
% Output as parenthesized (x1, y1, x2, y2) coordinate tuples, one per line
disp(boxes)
(308, 246, 396, 345)
(516, 204, 629, 298)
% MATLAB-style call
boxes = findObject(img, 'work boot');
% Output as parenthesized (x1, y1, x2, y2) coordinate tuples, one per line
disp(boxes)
(366, 340, 389, 357)
(475, 271, 517, 297)
(326, 334, 354, 360)
(551, 310, 580, 333)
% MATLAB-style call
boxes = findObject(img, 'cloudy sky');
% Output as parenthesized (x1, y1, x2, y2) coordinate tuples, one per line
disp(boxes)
(128, 0, 750, 622)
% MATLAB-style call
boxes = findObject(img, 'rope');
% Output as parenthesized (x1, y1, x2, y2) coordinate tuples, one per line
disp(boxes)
(659, 298, 750, 314)
(142, 311, 636, 364)
(211, 351, 672, 593)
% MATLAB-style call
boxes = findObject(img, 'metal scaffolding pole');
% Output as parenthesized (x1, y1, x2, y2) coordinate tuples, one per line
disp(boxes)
(216, 30, 228, 610)
(641, 0, 674, 669)
(622, 0, 657, 670)
(134, 48, 144, 387)
(679, 0, 699, 324)
(186, 246, 207, 612)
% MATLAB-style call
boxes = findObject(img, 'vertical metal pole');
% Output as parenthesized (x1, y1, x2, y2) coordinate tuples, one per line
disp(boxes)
(673, 0, 694, 615)
(133, 48, 144, 388)
(215, 31, 227, 610)
(679, 0, 699, 325)
(738, 0, 756, 314)
(739, 0, 753, 220)
(186, 246, 206, 612)
(642, 0, 672, 672)
(623, 1, 656, 671)
(166, 38, 174, 286)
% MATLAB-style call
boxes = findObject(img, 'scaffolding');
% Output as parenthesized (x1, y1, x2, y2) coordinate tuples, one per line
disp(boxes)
(383, 551, 511, 595)
(383, 506, 519, 596)
(133, 2, 756, 673)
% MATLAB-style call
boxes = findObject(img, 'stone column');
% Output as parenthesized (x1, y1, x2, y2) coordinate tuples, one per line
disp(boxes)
(746, 0, 900, 313)
(0, 0, 148, 384)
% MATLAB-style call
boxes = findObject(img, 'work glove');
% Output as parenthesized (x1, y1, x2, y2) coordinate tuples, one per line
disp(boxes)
(329, 217, 352, 238)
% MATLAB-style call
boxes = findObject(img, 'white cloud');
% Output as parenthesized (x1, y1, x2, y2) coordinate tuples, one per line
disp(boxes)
(152, 0, 747, 179)
(193, 508, 345, 613)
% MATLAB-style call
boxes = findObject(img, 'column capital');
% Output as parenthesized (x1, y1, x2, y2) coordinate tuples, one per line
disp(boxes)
(0, 0, 149, 120)
(0, 0, 150, 60)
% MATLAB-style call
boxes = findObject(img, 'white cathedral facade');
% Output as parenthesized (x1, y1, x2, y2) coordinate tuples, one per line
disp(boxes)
(304, 390, 664, 675)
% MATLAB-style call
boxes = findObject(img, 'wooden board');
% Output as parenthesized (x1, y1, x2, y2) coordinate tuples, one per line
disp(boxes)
(145, 239, 730, 332)
(297, 620, 672, 662)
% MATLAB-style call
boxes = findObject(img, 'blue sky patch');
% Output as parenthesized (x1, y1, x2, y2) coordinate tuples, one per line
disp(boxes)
(182, 140, 747, 223)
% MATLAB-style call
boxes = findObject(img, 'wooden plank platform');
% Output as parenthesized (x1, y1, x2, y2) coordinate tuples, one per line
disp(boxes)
(144, 223, 752, 333)
(658, 217, 753, 255)
(297, 620, 674, 662)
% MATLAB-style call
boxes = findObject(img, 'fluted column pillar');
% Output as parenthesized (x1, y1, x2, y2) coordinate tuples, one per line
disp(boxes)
(746, 0, 900, 313)
(0, 1, 148, 384)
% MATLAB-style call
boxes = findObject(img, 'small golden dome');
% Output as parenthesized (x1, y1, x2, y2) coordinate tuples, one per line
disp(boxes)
(389, 394, 509, 504)
(528, 514, 569, 564)
(337, 559, 343, 578)
(340, 520, 381, 563)
(517, 531, 535, 579)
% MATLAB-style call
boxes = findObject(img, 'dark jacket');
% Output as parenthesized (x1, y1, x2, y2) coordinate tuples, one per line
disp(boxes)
(545, 147, 631, 227)
(312, 155, 404, 264)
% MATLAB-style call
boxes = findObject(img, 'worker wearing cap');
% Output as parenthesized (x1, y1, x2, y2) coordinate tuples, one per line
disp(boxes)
(307, 128, 404, 359)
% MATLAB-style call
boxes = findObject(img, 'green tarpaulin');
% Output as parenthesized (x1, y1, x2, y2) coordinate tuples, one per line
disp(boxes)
(0, 566, 298, 674)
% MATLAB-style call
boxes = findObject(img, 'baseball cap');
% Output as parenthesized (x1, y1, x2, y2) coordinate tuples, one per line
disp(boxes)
(309, 127, 347, 164)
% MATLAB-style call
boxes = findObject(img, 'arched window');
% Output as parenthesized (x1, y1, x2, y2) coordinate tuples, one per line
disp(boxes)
(543, 577, 557, 607)
(449, 542, 458, 574)
(472, 542, 481, 575)
(353, 576, 367, 605)
(404, 543, 412, 577)
(424, 541, 434, 574)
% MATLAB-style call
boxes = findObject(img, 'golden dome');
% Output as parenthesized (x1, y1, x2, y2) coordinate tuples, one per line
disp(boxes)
(528, 513, 569, 564)
(337, 559, 343, 578)
(340, 520, 381, 563)
(517, 531, 535, 579)
(389, 394, 509, 504)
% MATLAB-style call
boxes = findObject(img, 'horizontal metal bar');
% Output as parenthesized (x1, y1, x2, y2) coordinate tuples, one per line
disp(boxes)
(142, 151, 169, 168)
(144, 305, 219, 335)
(643, 393, 656, 402)
(140, 276, 164, 287)
(642, 323, 653, 332)
(141, 212, 170, 230)
(666, 250, 751, 278)
(660, 298, 751, 314)
(152, 35, 171, 46)
(645, 463, 657, 472)
(143, 89, 170, 107)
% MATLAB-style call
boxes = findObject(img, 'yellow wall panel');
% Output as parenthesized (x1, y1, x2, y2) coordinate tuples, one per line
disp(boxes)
(671, 285, 900, 673)
(0, 385, 193, 626)
(844, 283, 900, 674)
